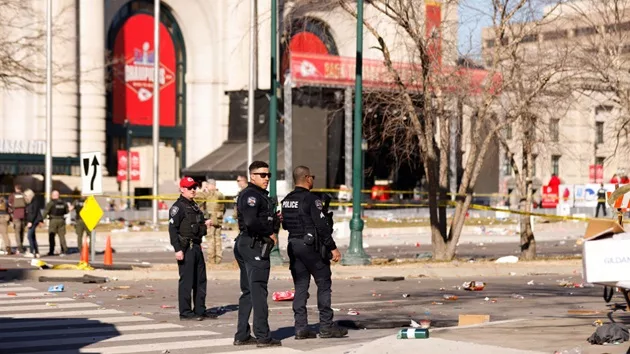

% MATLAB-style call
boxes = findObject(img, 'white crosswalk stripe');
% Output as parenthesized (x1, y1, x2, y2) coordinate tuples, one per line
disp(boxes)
(0, 281, 285, 354)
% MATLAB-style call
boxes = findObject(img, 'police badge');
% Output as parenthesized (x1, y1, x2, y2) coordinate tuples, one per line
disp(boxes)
(247, 196, 257, 207)
(170, 206, 179, 217)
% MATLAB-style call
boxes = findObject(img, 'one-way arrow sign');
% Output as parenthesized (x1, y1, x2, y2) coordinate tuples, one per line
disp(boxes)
(80, 152, 103, 196)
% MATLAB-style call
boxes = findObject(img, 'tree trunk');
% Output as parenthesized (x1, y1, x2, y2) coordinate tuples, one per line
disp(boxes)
(427, 159, 449, 260)
(446, 194, 473, 257)
(519, 199, 536, 260)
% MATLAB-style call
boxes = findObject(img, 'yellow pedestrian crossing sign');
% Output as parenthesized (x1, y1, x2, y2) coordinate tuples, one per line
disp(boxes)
(79, 196, 104, 232)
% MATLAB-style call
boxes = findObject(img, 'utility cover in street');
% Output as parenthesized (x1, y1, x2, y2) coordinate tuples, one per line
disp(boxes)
(79, 196, 104, 232)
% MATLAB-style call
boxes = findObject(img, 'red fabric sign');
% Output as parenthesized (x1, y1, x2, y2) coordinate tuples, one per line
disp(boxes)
(589, 164, 604, 183)
(425, 2, 442, 67)
(541, 185, 559, 208)
(117, 150, 140, 182)
(289, 52, 500, 93)
(112, 14, 176, 127)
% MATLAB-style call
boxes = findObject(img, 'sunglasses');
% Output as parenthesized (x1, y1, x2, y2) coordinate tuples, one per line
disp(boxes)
(252, 172, 272, 179)
(306, 175, 316, 180)
(184, 186, 197, 191)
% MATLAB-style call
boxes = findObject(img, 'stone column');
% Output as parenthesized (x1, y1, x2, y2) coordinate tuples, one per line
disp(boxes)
(78, 0, 106, 156)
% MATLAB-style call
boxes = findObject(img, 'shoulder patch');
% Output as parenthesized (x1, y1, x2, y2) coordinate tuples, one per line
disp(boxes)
(170, 206, 179, 217)
(247, 196, 257, 207)
(314, 199, 323, 210)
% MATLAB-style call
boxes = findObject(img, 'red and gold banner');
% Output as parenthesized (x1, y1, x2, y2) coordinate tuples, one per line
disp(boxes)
(112, 14, 176, 127)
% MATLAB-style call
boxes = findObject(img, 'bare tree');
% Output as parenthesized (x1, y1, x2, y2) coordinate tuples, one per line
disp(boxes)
(569, 0, 630, 160)
(0, 0, 72, 90)
(328, 0, 571, 260)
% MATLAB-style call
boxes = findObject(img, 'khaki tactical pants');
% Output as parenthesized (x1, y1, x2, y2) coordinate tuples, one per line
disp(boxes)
(0, 215, 10, 252)
(48, 218, 68, 254)
(207, 226, 223, 264)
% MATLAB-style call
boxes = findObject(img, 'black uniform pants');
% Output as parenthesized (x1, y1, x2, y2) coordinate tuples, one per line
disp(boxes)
(234, 234, 271, 342)
(288, 238, 333, 332)
(596, 202, 607, 217)
(177, 243, 207, 317)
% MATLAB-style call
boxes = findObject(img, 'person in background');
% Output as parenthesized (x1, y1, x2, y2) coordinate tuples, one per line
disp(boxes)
(204, 179, 226, 264)
(596, 183, 607, 218)
(0, 196, 11, 254)
(24, 189, 41, 258)
(42, 190, 70, 256)
(8, 184, 26, 254)
(233, 175, 248, 216)
(72, 194, 88, 254)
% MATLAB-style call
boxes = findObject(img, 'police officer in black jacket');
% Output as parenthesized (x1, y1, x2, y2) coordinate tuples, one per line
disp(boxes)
(281, 165, 347, 339)
(169, 176, 215, 321)
(233, 161, 282, 347)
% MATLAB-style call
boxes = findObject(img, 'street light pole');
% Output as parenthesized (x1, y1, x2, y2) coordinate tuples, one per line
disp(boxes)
(45, 0, 53, 204)
(342, 0, 370, 266)
(268, 0, 283, 266)
(269, 0, 278, 199)
(247, 0, 257, 170)
(151, 0, 160, 226)
(125, 119, 132, 210)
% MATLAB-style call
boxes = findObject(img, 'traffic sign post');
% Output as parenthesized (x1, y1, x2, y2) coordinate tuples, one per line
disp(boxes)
(80, 151, 104, 262)
(80, 152, 103, 196)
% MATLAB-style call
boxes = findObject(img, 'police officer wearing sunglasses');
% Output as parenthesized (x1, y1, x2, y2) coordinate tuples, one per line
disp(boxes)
(233, 161, 282, 347)
(280, 165, 347, 339)
(169, 177, 216, 321)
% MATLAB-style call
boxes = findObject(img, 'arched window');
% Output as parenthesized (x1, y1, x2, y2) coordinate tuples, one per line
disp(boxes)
(281, 17, 338, 80)
(105, 0, 187, 175)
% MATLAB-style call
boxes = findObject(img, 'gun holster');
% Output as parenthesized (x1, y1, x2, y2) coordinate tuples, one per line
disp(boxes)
(178, 236, 192, 251)
(304, 233, 315, 246)
(260, 236, 275, 258)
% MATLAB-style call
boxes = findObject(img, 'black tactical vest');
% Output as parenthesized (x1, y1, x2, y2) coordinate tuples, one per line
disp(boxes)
(178, 201, 205, 241)
(237, 187, 274, 235)
(51, 200, 66, 217)
(75, 199, 85, 214)
(281, 190, 315, 237)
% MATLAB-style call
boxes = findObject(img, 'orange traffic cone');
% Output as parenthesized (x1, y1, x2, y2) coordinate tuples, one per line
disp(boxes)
(80, 235, 89, 263)
(104, 235, 113, 266)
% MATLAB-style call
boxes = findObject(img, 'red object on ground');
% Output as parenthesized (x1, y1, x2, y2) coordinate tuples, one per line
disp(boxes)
(272, 290, 295, 301)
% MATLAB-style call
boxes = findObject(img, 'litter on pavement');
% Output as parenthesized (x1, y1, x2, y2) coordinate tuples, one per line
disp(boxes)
(587, 323, 629, 345)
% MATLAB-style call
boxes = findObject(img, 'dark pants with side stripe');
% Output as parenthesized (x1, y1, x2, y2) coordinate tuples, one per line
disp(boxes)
(288, 238, 333, 332)
(233, 234, 271, 342)
(177, 243, 207, 317)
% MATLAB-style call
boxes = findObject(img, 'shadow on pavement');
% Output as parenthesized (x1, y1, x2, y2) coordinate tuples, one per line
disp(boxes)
(0, 316, 121, 354)
(209, 304, 239, 317)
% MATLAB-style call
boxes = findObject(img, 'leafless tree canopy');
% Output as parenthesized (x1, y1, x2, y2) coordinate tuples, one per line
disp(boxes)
(0, 0, 70, 90)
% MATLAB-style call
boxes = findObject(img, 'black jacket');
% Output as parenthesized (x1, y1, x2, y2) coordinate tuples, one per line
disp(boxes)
(26, 200, 43, 225)
(237, 183, 279, 237)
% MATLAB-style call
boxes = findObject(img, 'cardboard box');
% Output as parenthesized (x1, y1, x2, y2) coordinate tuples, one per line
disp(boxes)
(582, 219, 630, 284)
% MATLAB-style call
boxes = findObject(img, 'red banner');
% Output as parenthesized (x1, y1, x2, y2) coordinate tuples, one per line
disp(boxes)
(290, 52, 500, 93)
(117, 150, 140, 182)
(589, 164, 604, 183)
(541, 185, 559, 208)
(425, 1, 442, 67)
(112, 14, 176, 127)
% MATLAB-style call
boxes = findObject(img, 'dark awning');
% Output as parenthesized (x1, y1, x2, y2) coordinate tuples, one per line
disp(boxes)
(0, 154, 80, 176)
(183, 141, 285, 180)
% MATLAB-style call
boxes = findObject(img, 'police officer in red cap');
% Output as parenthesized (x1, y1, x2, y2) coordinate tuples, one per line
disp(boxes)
(169, 176, 216, 321)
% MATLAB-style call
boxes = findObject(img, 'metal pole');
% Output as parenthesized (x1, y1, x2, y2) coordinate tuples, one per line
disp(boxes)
(269, 0, 283, 266)
(125, 120, 131, 210)
(90, 230, 95, 263)
(269, 0, 278, 199)
(45, 0, 53, 204)
(449, 112, 457, 201)
(344, 88, 352, 190)
(152, 1, 160, 226)
(283, 74, 292, 190)
(342, 0, 370, 265)
(247, 0, 257, 170)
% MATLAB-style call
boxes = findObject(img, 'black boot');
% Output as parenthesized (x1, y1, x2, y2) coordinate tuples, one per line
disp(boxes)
(319, 326, 348, 338)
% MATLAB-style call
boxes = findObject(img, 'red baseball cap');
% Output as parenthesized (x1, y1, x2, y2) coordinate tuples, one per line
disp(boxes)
(179, 176, 198, 189)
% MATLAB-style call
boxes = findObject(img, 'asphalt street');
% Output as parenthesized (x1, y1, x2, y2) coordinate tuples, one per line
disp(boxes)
(0, 274, 625, 353)
(0, 239, 582, 268)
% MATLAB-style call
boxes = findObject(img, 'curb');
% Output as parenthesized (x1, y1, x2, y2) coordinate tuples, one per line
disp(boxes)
(0, 259, 584, 282)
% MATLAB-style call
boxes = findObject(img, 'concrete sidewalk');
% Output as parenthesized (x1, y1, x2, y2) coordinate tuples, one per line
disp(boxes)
(0, 259, 584, 281)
